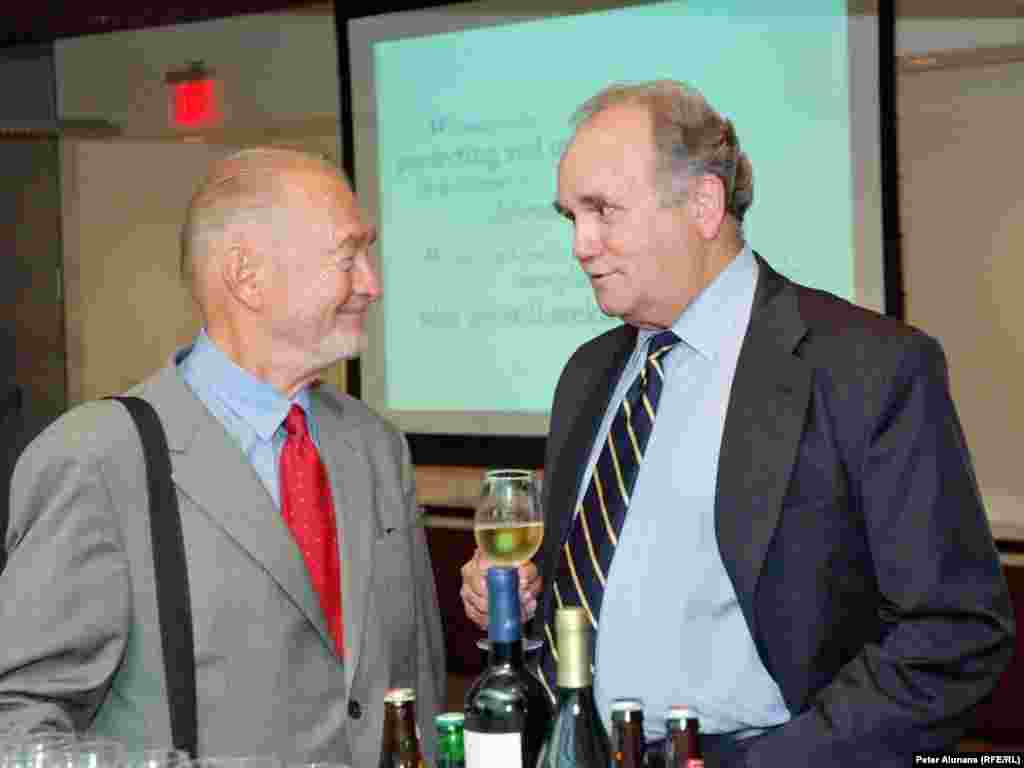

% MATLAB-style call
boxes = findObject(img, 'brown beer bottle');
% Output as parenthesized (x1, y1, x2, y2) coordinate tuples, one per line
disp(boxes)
(610, 698, 645, 768)
(379, 687, 425, 768)
(664, 706, 703, 768)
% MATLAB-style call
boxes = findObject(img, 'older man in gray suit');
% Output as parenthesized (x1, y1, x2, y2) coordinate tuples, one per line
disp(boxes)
(0, 148, 446, 766)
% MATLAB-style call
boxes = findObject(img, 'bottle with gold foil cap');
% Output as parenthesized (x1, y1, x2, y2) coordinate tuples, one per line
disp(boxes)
(535, 607, 611, 768)
(379, 687, 424, 768)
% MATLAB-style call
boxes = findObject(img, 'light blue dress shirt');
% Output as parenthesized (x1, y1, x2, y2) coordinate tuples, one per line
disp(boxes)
(585, 246, 792, 739)
(178, 330, 317, 509)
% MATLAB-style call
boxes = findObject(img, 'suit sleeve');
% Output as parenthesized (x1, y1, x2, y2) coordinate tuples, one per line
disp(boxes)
(400, 434, 447, 762)
(0, 409, 132, 733)
(743, 335, 1015, 767)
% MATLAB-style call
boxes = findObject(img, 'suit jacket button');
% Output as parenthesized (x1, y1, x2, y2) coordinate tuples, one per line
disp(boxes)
(348, 700, 362, 719)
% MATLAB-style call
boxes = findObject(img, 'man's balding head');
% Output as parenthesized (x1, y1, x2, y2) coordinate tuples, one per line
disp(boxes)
(178, 147, 379, 397)
(180, 147, 347, 303)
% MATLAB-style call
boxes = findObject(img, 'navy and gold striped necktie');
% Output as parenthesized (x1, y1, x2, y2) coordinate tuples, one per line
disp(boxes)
(538, 330, 681, 700)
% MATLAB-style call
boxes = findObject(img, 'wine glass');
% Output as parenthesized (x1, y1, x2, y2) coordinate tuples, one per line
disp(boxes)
(192, 757, 282, 768)
(67, 739, 126, 768)
(474, 468, 544, 652)
(474, 468, 543, 569)
(122, 749, 190, 768)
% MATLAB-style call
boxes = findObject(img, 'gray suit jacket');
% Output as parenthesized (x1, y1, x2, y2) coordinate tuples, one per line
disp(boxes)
(0, 359, 446, 766)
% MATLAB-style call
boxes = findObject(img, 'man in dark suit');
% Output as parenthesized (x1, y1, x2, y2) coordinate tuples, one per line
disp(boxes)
(462, 80, 1014, 765)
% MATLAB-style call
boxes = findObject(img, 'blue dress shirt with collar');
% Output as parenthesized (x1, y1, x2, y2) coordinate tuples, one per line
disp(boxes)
(587, 245, 792, 739)
(178, 330, 318, 509)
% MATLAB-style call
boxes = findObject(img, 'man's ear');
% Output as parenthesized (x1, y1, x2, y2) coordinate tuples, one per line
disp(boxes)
(689, 174, 727, 240)
(221, 240, 265, 311)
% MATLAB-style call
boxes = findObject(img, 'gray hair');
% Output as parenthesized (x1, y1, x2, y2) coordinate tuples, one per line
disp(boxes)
(572, 80, 753, 224)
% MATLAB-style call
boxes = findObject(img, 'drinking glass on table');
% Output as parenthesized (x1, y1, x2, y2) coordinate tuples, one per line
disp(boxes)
(1, 733, 78, 768)
(122, 748, 190, 768)
(193, 757, 283, 768)
(67, 738, 126, 768)
(193, 757, 282, 768)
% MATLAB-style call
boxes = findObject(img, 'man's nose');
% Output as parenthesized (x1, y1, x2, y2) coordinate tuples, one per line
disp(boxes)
(355, 255, 381, 301)
(573, 221, 600, 263)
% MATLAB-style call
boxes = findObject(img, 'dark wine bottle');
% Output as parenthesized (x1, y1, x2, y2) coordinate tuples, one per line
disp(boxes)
(464, 566, 553, 768)
(610, 698, 645, 768)
(535, 607, 611, 768)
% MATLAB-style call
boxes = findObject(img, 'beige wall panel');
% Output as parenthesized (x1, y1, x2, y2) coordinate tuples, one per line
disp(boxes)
(62, 139, 230, 403)
(62, 133, 347, 405)
(899, 59, 1024, 540)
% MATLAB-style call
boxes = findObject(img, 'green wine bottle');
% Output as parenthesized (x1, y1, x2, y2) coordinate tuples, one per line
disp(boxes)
(535, 607, 611, 768)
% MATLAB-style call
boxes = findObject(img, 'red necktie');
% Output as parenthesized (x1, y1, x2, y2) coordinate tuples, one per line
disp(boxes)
(280, 404, 344, 656)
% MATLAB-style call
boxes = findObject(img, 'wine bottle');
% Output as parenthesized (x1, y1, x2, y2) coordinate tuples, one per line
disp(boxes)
(663, 706, 703, 768)
(379, 687, 425, 768)
(464, 567, 552, 768)
(535, 607, 611, 768)
(436, 712, 467, 768)
(610, 698, 645, 768)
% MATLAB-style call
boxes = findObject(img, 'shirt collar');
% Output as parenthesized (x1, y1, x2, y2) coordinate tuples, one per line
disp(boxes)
(187, 330, 314, 442)
(638, 243, 757, 360)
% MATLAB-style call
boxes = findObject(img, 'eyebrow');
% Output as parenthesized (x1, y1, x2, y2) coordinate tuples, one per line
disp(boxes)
(578, 194, 613, 209)
(553, 194, 615, 218)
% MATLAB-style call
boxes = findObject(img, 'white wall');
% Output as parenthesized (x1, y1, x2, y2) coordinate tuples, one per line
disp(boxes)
(55, 11, 341, 135)
(897, 55, 1024, 542)
(55, 10, 346, 403)
(897, 17, 1024, 54)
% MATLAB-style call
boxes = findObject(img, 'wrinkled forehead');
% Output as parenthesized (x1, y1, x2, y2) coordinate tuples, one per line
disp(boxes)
(279, 166, 373, 238)
(559, 107, 658, 194)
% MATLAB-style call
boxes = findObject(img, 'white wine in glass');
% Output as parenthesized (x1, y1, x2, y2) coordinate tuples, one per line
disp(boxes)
(474, 469, 543, 567)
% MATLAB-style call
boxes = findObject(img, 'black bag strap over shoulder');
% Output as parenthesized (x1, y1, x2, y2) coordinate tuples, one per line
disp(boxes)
(108, 396, 198, 759)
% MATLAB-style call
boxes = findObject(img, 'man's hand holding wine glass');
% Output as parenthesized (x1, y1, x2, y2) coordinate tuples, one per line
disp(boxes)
(460, 548, 541, 630)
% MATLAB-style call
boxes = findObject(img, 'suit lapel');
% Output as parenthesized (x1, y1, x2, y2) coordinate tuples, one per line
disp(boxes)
(312, 390, 374, 680)
(142, 365, 331, 648)
(715, 257, 811, 641)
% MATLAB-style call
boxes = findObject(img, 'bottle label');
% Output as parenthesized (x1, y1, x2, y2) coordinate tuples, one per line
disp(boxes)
(464, 730, 523, 768)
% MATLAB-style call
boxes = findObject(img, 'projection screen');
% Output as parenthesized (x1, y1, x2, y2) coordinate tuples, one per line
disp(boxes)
(348, 0, 883, 437)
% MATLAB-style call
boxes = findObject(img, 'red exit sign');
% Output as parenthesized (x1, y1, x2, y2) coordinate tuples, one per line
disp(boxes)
(166, 62, 221, 129)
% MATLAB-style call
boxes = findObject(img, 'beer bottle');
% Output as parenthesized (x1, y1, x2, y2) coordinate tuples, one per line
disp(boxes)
(610, 698, 645, 768)
(663, 706, 703, 768)
(436, 711, 466, 768)
(379, 687, 424, 768)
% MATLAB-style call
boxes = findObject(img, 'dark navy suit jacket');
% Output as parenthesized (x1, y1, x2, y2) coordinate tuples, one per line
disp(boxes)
(537, 256, 1015, 766)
